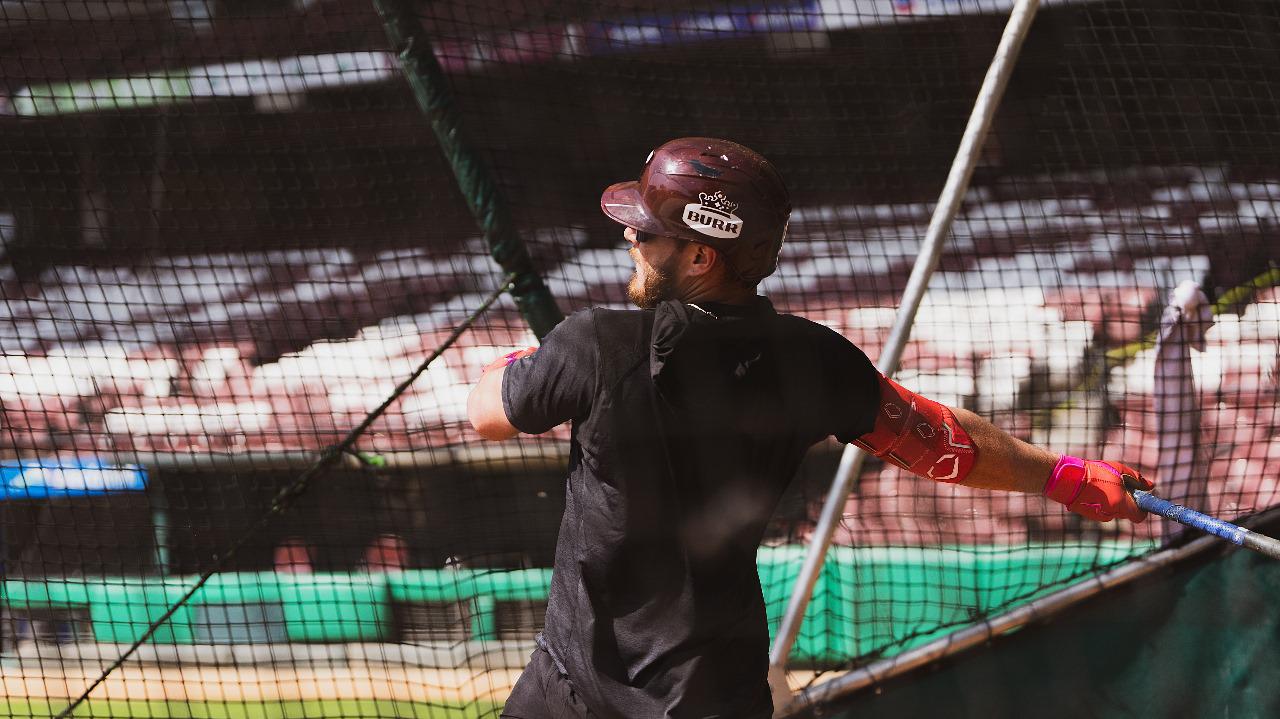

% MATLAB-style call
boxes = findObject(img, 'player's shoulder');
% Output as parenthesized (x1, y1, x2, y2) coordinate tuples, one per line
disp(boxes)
(584, 305, 655, 326)
(560, 306, 653, 331)
(550, 306, 654, 348)
(772, 310, 855, 347)
(770, 311, 877, 386)
(770, 310, 875, 368)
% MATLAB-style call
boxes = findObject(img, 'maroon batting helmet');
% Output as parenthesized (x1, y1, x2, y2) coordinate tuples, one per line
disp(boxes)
(600, 137, 791, 284)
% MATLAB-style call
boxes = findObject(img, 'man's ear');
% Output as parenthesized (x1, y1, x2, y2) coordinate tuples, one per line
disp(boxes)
(687, 243, 719, 277)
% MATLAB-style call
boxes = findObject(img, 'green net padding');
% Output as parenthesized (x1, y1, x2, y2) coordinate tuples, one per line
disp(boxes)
(821, 509, 1280, 719)
(1, 0, 1278, 716)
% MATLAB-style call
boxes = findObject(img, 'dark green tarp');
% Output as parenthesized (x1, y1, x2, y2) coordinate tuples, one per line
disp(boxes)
(824, 514, 1280, 719)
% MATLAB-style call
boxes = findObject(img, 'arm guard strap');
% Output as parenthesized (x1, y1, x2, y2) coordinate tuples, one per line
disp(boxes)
(851, 374, 978, 484)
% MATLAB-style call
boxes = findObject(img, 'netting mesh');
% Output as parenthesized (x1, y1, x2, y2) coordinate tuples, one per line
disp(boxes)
(1, 0, 1278, 716)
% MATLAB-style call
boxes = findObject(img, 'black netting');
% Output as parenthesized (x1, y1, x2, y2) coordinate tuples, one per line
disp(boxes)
(1, 1, 1278, 716)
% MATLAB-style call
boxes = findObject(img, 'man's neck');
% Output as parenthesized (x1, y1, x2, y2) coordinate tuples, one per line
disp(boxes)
(678, 283, 757, 307)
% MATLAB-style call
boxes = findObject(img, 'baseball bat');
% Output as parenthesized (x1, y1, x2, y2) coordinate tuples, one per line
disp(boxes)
(1132, 489, 1280, 560)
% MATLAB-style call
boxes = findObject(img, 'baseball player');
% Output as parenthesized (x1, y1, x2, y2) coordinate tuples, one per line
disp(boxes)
(467, 137, 1154, 719)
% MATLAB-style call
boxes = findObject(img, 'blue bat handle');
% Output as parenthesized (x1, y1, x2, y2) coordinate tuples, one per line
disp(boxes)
(1133, 490, 1250, 545)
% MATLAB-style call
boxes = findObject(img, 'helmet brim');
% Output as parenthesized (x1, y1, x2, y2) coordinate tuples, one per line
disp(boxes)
(600, 181, 667, 236)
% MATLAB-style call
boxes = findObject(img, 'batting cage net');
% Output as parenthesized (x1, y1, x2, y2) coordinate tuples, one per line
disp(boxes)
(1, 0, 1278, 717)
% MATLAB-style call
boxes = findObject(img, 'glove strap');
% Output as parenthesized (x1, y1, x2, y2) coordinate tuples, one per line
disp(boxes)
(483, 347, 537, 373)
(1043, 454, 1087, 507)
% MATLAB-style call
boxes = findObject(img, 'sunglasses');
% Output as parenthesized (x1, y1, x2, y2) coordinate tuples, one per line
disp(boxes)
(631, 230, 690, 245)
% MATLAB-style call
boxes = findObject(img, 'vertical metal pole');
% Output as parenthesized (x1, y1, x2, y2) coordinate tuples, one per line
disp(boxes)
(768, 0, 1044, 711)
(152, 477, 170, 575)
(373, 0, 563, 339)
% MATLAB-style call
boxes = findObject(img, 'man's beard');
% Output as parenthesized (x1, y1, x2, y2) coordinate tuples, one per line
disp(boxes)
(627, 258, 681, 309)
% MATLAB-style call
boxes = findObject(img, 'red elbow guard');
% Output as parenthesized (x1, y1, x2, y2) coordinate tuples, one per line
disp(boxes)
(852, 374, 978, 484)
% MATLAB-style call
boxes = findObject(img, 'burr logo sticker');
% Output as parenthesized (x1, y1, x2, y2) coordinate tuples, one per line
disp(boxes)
(683, 191, 743, 239)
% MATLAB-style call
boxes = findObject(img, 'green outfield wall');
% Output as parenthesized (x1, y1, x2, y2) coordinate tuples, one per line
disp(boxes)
(3, 542, 1147, 664)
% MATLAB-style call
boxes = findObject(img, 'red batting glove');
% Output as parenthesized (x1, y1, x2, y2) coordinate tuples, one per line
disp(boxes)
(483, 347, 537, 373)
(1043, 456, 1154, 523)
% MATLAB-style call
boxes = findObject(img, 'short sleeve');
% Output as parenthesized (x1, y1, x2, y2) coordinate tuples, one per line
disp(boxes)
(501, 310, 597, 434)
(819, 327, 881, 444)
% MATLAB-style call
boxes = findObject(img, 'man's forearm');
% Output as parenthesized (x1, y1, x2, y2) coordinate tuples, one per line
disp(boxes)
(949, 406, 1056, 495)
(852, 372, 1150, 522)
(942, 406, 1151, 523)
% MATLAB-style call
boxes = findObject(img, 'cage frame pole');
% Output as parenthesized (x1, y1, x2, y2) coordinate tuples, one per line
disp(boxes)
(373, 0, 563, 339)
(768, 0, 1043, 710)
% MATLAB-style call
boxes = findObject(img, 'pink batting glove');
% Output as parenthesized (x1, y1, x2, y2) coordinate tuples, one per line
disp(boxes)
(483, 347, 537, 373)
(1044, 456, 1154, 523)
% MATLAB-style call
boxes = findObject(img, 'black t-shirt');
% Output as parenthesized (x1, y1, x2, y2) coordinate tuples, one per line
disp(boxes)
(502, 297, 880, 719)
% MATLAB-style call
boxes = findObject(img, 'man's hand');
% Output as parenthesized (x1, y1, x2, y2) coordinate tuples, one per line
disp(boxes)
(1043, 456, 1155, 523)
